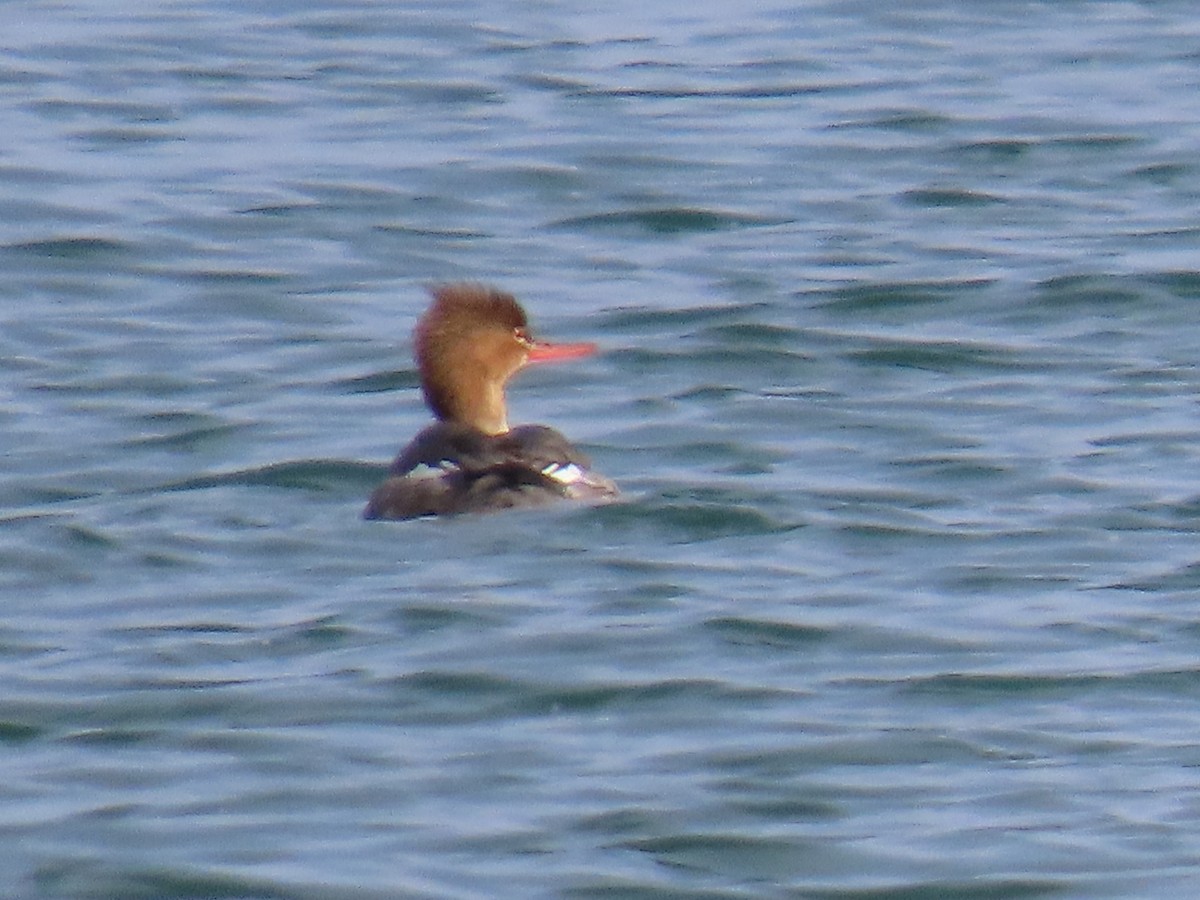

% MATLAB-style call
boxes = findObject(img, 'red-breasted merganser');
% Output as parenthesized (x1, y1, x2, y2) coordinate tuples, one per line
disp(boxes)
(363, 283, 619, 520)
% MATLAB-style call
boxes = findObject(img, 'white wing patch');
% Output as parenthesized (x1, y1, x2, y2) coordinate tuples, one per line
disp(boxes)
(408, 461, 459, 480)
(541, 462, 585, 485)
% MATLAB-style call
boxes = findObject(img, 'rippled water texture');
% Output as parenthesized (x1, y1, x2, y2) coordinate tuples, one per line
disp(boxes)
(5, 2, 1200, 898)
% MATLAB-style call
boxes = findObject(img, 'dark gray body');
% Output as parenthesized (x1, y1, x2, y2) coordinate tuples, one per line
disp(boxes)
(364, 422, 617, 520)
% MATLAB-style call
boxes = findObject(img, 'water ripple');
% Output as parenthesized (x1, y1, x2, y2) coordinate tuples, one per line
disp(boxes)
(552, 207, 788, 234)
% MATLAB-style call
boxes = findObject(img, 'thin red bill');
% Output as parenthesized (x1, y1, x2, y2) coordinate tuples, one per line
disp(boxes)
(526, 340, 598, 363)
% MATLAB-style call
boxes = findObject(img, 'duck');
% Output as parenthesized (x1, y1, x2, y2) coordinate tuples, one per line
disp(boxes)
(363, 283, 618, 520)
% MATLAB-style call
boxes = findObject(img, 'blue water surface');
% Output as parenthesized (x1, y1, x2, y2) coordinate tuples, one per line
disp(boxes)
(4, 2, 1200, 897)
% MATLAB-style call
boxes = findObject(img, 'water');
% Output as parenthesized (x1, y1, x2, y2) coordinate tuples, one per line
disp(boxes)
(4, 1, 1200, 897)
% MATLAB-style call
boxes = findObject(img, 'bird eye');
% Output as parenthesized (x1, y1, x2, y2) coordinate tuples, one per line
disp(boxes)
(514, 327, 532, 346)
